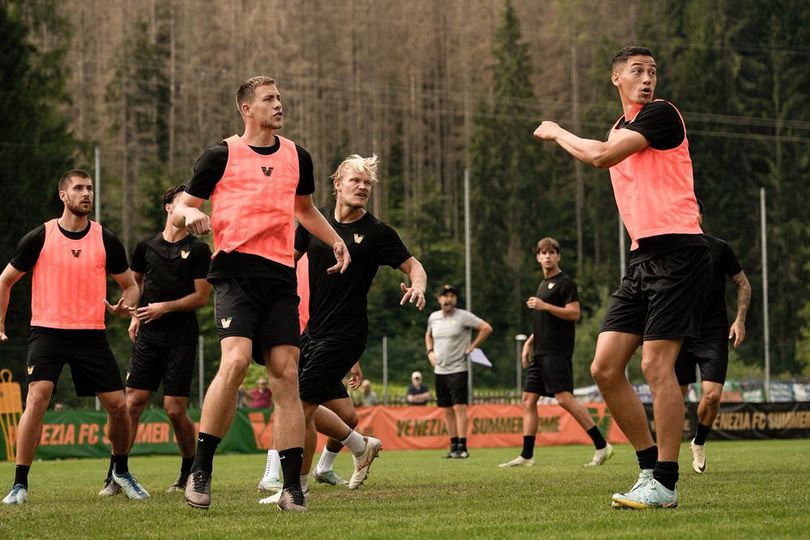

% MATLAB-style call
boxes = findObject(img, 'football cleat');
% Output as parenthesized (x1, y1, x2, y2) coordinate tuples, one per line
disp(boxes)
(498, 456, 535, 468)
(349, 437, 382, 489)
(2, 484, 28, 505)
(585, 443, 615, 467)
(690, 439, 707, 474)
(112, 469, 150, 500)
(314, 469, 348, 486)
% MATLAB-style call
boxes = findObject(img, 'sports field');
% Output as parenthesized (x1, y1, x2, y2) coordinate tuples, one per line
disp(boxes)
(1, 440, 808, 539)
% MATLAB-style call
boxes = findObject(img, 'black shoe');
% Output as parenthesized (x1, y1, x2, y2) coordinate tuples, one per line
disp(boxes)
(167, 473, 189, 493)
(455, 449, 469, 459)
(276, 487, 307, 512)
(443, 449, 460, 459)
(184, 470, 212, 509)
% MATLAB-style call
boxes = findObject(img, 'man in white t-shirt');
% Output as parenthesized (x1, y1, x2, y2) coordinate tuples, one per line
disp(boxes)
(425, 284, 492, 458)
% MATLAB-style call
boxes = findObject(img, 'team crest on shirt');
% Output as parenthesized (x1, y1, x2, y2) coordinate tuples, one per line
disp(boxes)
(27, 365, 34, 374)
(71, 249, 81, 258)
(353, 234, 365, 244)
(548, 282, 555, 289)
(221, 317, 233, 329)
(261, 166, 274, 177)
(181, 250, 190, 259)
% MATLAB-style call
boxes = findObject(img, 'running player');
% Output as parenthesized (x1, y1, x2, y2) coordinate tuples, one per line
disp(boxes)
(98, 184, 212, 496)
(499, 237, 614, 468)
(676, 201, 750, 473)
(172, 76, 350, 512)
(533, 46, 712, 509)
(258, 154, 427, 502)
(1, 169, 148, 504)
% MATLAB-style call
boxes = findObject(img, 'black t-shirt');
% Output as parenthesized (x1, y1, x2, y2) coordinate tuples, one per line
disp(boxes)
(617, 100, 684, 151)
(531, 272, 579, 358)
(10, 221, 129, 340)
(186, 138, 315, 279)
(130, 233, 212, 344)
(10, 221, 129, 274)
(613, 100, 707, 263)
(296, 206, 411, 343)
(699, 235, 743, 337)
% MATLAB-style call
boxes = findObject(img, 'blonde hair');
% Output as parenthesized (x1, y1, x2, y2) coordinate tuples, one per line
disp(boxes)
(330, 154, 379, 190)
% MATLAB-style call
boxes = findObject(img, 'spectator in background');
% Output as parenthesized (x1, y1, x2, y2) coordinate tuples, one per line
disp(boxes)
(53, 402, 65, 412)
(237, 384, 248, 408)
(249, 378, 272, 409)
(406, 371, 431, 405)
(360, 380, 378, 407)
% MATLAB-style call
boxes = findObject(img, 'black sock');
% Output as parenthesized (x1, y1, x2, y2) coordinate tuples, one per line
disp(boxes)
(181, 455, 195, 476)
(636, 445, 658, 471)
(279, 447, 304, 491)
(14, 465, 30, 488)
(113, 454, 129, 475)
(693, 422, 711, 446)
(520, 436, 536, 459)
(586, 427, 607, 450)
(459, 438, 467, 451)
(105, 454, 115, 482)
(191, 432, 221, 475)
(653, 461, 679, 491)
(450, 437, 459, 451)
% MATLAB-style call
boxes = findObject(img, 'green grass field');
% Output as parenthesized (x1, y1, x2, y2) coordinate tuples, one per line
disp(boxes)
(1, 440, 808, 539)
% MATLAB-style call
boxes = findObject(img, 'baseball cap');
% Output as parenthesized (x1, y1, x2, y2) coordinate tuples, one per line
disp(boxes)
(438, 284, 460, 297)
(411, 371, 422, 380)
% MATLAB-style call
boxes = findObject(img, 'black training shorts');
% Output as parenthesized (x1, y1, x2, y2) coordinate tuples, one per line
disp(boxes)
(297, 334, 365, 405)
(435, 371, 469, 407)
(126, 337, 196, 397)
(211, 276, 300, 364)
(26, 328, 123, 397)
(524, 354, 574, 398)
(600, 245, 712, 340)
(674, 332, 729, 386)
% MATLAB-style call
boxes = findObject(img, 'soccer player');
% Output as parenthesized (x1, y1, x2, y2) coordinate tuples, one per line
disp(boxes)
(499, 237, 614, 468)
(172, 75, 350, 512)
(258, 154, 427, 501)
(1, 169, 148, 504)
(533, 46, 712, 509)
(426, 285, 493, 459)
(98, 184, 212, 496)
(676, 201, 750, 473)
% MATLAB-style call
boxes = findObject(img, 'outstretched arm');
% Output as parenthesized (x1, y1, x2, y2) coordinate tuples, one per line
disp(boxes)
(294, 195, 350, 274)
(533, 121, 649, 169)
(397, 256, 427, 310)
(172, 192, 211, 235)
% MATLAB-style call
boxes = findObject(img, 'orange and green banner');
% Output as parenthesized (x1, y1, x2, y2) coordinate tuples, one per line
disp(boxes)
(1, 404, 626, 460)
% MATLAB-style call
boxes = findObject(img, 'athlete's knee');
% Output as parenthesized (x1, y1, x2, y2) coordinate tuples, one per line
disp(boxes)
(555, 392, 574, 409)
(164, 401, 188, 423)
(521, 395, 538, 411)
(126, 392, 149, 413)
(25, 384, 54, 411)
(590, 356, 622, 386)
(104, 398, 128, 419)
(641, 357, 675, 386)
(216, 356, 251, 386)
(702, 386, 722, 406)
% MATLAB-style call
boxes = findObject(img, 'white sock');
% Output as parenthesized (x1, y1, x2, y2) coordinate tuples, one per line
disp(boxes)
(340, 430, 366, 455)
(300, 473, 309, 492)
(265, 449, 280, 479)
(316, 448, 339, 474)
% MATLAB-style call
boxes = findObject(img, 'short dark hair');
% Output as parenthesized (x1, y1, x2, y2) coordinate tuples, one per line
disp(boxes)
(536, 237, 560, 254)
(162, 184, 186, 206)
(612, 46, 654, 69)
(236, 75, 276, 111)
(58, 169, 92, 191)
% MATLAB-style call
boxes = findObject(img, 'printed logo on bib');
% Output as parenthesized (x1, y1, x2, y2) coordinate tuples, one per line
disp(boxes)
(353, 234, 365, 244)
(27, 365, 34, 375)
(548, 282, 555, 289)
(261, 166, 274, 177)
(181, 250, 190, 259)
(71, 249, 82, 258)
(220, 317, 233, 329)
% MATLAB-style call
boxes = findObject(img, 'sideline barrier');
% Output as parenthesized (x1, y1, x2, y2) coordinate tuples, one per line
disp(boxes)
(3, 401, 808, 460)
(1, 404, 625, 460)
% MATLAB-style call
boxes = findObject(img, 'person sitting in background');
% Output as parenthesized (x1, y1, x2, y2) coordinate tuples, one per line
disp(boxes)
(406, 371, 431, 405)
(249, 378, 272, 408)
(360, 380, 378, 406)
